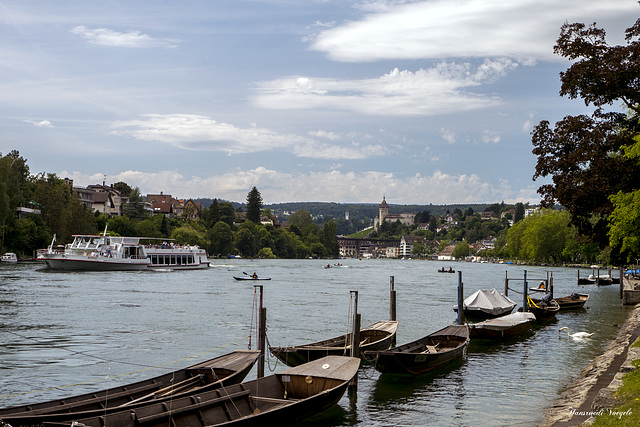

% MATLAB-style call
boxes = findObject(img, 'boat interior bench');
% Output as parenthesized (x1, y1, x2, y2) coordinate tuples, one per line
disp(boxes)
(132, 389, 252, 424)
(21, 381, 163, 414)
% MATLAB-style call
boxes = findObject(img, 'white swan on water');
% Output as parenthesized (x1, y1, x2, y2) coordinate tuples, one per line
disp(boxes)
(559, 327, 593, 339)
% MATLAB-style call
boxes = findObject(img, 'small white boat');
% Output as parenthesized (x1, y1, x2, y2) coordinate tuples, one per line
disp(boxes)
(1, 252, 18, 263)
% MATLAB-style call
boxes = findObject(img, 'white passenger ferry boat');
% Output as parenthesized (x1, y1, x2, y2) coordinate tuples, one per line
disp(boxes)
(38, 231, 210, 271)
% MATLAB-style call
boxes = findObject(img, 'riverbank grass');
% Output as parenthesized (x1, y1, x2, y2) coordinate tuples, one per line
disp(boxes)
(593, 341, 640, 426)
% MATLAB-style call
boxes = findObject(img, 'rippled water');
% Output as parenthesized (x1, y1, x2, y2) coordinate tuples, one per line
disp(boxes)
(0, 259, 633, 426)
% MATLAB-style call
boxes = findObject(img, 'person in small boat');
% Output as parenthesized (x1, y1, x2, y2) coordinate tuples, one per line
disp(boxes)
(449, 267, 453, 272)
(252, 272, 258, 279)
(441, 267, 445, 271)
(538, 281, 545, 289)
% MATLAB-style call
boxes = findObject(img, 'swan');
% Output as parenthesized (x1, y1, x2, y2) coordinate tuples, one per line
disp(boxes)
(559, 327, 593, 339)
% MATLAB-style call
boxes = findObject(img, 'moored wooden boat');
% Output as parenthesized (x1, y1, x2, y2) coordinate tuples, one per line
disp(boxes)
(554, 293, 589, 310)
(468, 312, 536, 339)
(0, 350, 260, 421)
(270, 320, 398, 367)
(1, 356, 360, 427)
(363, 325, 469, 375)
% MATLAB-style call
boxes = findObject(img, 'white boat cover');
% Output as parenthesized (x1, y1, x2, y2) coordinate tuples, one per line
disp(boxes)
(471, 312, 536, 331)
(464, 288, 516, 316)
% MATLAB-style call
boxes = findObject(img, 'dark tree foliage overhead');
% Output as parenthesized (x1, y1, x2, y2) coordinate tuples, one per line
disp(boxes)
(531, 18, 640, 248)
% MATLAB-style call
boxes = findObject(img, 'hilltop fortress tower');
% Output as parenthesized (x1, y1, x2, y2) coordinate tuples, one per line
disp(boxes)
(374, 196, 416, 230)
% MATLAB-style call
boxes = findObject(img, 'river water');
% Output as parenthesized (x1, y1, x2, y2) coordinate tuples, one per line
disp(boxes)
(0, 259, 633, 426)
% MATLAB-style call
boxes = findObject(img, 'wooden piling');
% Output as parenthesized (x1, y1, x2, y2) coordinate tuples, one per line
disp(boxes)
(254, 284, 265, 378)
(349, 313, 361, 391)
(457, 271, 464, 325)
(523, 270, 528, 312)
(389, 276, 396, 346)
(504, 270, 509, 296)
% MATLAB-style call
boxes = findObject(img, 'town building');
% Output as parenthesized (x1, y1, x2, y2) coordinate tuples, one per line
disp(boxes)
(374, 197, 416, 230)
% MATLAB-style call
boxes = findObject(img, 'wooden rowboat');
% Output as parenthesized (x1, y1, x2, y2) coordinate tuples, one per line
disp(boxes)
(468, 312, 536, 339)
(1, 356, 360, 427)
(270, 320, 398, 367)
(554, 293, 589, 310)
(0, 350, 260, 422)
(363, 325, 469, 375)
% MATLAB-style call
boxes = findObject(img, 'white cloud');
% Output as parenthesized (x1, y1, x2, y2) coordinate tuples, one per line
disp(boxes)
(254, 61, 514, 116)
(61, 168, 539, 204)
(440, 128, 456, 144)
(111, 114, 386, 159)
(312, 0, 637, 62)
(23, 119, 52, 127)
(481, 130, 500, 144)
(71, 26, 175, 48)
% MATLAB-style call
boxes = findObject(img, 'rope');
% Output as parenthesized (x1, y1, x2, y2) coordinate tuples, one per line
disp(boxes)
(0, 334, 249, 399)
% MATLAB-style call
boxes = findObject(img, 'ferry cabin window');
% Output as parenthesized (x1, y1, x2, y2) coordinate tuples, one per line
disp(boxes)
(149, 254, 193, 265)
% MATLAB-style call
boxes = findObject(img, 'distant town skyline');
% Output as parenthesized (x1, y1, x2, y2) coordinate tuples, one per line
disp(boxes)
(1, 1, 636, 205)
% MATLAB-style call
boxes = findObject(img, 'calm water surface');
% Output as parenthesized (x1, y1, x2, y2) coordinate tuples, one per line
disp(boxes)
(0, 259, 633, 426)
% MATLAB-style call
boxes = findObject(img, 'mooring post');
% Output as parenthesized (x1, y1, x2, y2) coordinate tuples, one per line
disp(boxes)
(550, 272, 554, 299)
(349, 312, 361, 391)
(350, 290, 359, 357)
(620, 265, 624, 299)
(504, 270, 509, 297)
(389, 276, 396, 346)
(457, 271, 464, 325)
(523, 270, 528, 312)
(254, 284, 266, 378)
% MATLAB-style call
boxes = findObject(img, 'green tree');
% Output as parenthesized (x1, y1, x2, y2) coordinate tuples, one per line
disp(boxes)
(452, 241, 470, 260)
(219, 202, 236, 227)
(123, 187, 147, 219)
(520, 210, 572, 264)
(257, 247, 276, 259)
(33, 173, 75, 242)
(246, 187, 263, 223)
(288, 210, 313, 230)
(514, 203, 525, 223)
(171, 225, 204, 246)
(160, 214, 170, 237)
(608, 189, 640, 262)
(113, 181, 133, 198)
(412, 240, 426, 257)
(206, 221, 234, 256)
(532, 19, 640, 248)
(234, 227, 257, 257)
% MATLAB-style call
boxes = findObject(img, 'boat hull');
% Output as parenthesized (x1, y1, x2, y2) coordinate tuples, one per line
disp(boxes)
(555, 294, 589, 310)
(270, 320, 398, 367)
(0, 350, 260, 423)
(0, 356, 360, 427)
(41, 256, 149, 271)
(365, 325, 469, 375)
(468, 312, 536, 339)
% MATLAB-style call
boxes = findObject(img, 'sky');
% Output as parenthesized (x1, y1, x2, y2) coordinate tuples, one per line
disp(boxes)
(1, 0, 638, 205)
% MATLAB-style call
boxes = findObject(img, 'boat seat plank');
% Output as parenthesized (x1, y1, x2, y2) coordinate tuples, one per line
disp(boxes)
(250, 396, 299, 404)
(134, 390, 251, 424)
(19, 382, 163, 414)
